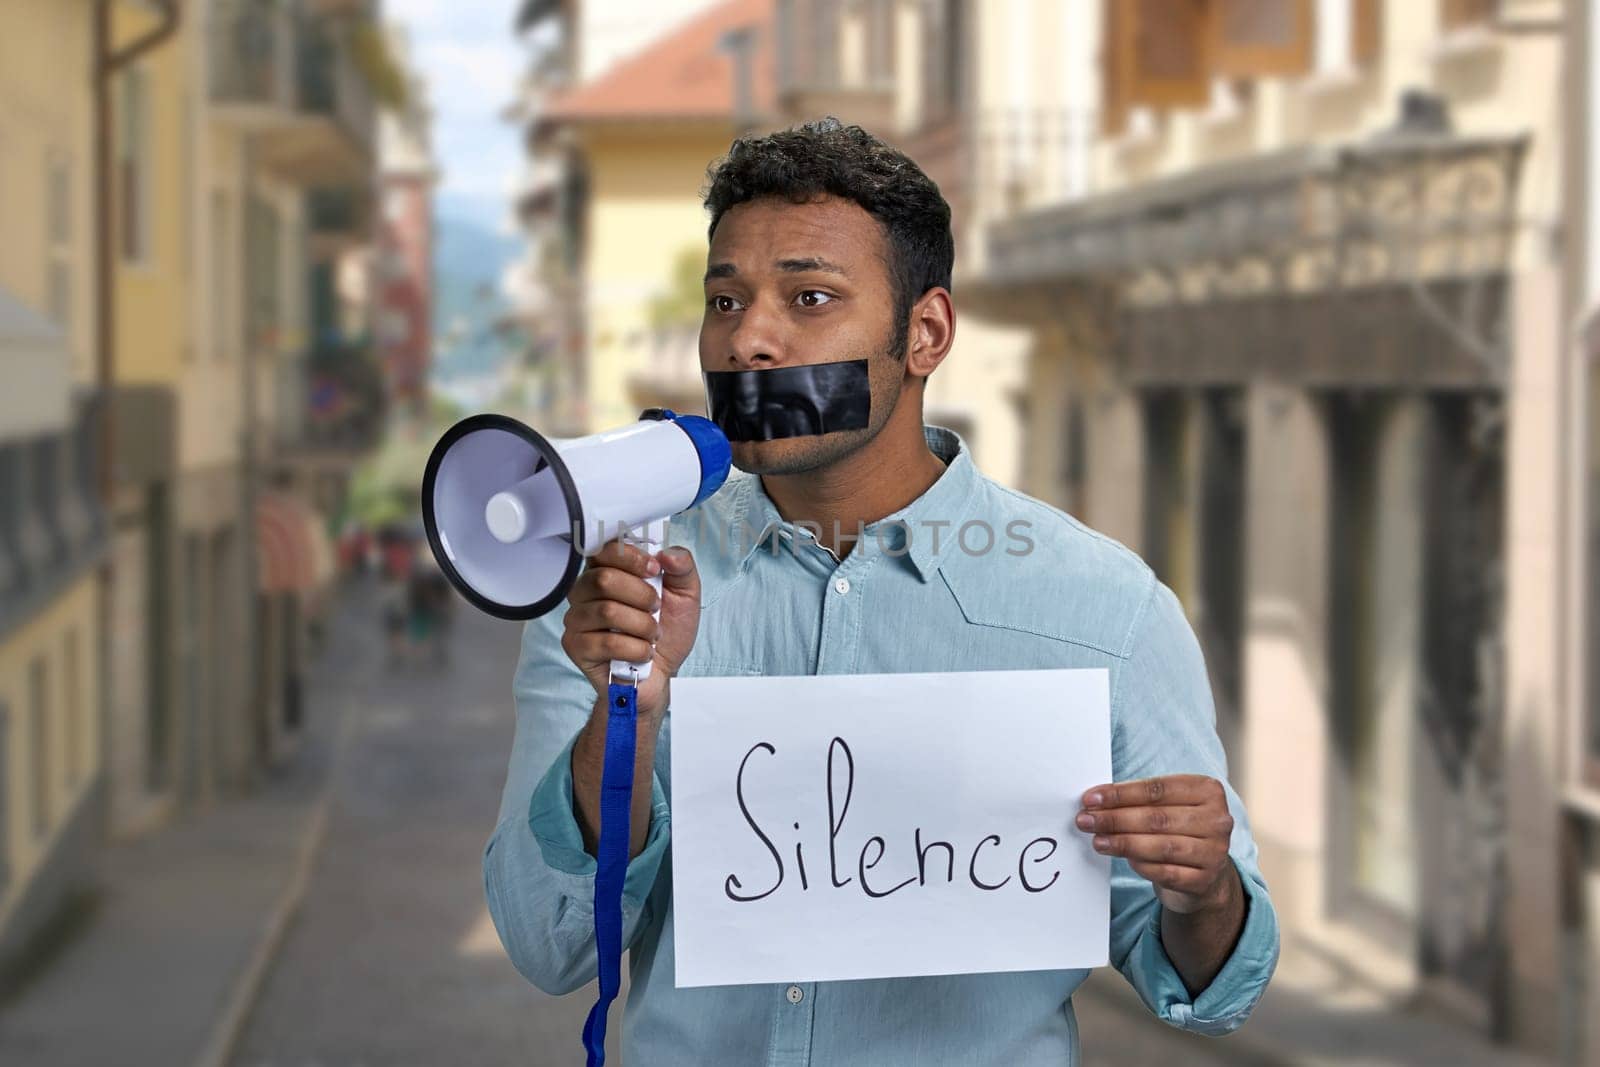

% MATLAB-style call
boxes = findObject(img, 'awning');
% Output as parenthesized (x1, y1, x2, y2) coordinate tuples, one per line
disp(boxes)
(984, 132, 1527, 292)
(256, 491, 334, 594)
(974, 131, 1529, 388)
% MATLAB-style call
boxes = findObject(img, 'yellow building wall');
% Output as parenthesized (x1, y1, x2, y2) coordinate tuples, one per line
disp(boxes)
(0, 0, 96, 386)
(580, 127, 734, 430)
(0, 577, 103, 929)
(113, 1, 193, 386)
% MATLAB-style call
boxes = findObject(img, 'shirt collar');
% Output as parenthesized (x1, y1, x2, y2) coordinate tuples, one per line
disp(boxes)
(730, 424, 980, 582)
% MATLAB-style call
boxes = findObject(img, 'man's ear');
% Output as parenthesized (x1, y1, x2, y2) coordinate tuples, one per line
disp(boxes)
(905, 287, 955, 380)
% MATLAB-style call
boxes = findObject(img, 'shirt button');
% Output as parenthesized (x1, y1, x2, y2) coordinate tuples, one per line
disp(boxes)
(833, 577, 850, 595)
(786, 985, 805, 1004)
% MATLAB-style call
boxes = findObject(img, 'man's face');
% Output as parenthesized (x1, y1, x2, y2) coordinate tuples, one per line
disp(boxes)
(700, 195, 906, 475)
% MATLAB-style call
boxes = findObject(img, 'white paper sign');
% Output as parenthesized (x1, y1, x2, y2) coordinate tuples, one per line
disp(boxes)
(669, 668, 1111, 988)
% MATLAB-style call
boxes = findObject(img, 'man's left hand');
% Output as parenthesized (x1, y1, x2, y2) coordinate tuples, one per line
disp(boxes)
(1076, 775, 1240, 915)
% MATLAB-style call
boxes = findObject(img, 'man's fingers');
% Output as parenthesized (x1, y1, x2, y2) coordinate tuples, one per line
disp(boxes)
(1126, 860, 1219, 896)
(584, 539, 658, 578)
(1090, 833, 1222, 869)
(1076, 805, 1233, 839)
(569, 564, 660, 612)
(564, 630, 655, 667)
(657, 547, 699, 596)
(1081, 775, 1223, 811)
(565, 599, 660, 642)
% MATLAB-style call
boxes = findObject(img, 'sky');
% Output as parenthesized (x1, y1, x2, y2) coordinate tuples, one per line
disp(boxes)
(386, 0, 527, 230)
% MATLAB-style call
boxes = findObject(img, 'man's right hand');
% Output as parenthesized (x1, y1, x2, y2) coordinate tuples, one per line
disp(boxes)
(560, 539, 701, 721)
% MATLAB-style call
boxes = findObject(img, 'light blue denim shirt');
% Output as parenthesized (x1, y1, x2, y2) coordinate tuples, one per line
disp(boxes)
(485, 426, 1279, 1066)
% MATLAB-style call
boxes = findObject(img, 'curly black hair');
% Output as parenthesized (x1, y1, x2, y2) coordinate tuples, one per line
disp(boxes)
(702, 117, 954, 358)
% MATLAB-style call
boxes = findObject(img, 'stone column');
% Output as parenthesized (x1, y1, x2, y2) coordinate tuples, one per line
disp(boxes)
(1502, 264, 1565, 1051)
(1241, 382, 1331, 935)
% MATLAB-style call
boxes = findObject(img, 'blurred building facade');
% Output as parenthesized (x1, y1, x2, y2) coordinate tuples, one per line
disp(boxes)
(374, 23, 439, 418)
(510, 0, 1593, 1059)
(0, 0, 413, 989)
(1567, 0, 1600, 1051)
(886, 0, 1571, 1058)
(509, 0, 726, 436)
(0, 0, 110, 988)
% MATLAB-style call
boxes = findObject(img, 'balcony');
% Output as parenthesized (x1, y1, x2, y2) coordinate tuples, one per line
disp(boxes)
(208, 0, 298, 119)
(208, 1, 375, 186)
(0, 392, 108, 642)
(306, 186, 372, 259)
(774, 0, 896, 132)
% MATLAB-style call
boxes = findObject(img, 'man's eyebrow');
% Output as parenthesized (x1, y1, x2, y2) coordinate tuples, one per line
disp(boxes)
(776, 257, 848, 276)
(703, 262, 737, 282)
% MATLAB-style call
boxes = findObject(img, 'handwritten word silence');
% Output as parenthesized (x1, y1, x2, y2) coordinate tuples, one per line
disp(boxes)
(724, 737, 1065, 903)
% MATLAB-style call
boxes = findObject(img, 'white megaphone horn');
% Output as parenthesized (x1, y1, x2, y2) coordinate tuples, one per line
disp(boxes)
(421, 408, 732, 681)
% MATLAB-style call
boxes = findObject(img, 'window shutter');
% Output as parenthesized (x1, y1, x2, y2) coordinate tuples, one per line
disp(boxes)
(1352, 0, 1382, 66)
(1440, 0, 1496, 31)
(1123, 0, 1211, 110)
(1101, 0, 1129, 135)
(1209, 0, 1313, 79)
(864, 0, 896, 86)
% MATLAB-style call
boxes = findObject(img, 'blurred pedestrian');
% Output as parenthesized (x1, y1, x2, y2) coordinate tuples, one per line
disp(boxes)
(405, 556, 443, 667)
(378, 525, 412, 668)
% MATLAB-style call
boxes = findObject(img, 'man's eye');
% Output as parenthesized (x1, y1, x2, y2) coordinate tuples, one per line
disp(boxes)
(707, 294, 744, 313)
(794, 290, 834, 308)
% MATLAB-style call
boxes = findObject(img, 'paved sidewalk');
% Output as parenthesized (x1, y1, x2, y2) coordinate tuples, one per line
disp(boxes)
(0, 587, 366, 1067)
(1074, 938, 1555, 1067)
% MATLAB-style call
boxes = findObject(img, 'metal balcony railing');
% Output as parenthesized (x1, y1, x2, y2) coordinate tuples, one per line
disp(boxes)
(208, 0, 298, 112)
(0, 392, 108, 640)
(296, 18, 375, 146)
(209, 1, 374, 150)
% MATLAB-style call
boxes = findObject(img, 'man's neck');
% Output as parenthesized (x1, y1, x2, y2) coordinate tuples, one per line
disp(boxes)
(759, 406, 948, 559)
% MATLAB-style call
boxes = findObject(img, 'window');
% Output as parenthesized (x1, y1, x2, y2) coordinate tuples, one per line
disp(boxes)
(65, 627, 82, 786)
(46, 155, 72, 334)
(118, 66, 151, 263)
(809, 0, 842, 89)
(863, 0, 896, 87)
(29, 656, 50, 840)
(1211, 0, 1314, 78)
(1104, 0, 1211, 135)
(246, 195, 282, 351)
(1587, 325, 1600, 782)
(776, 0, 842, 92)
(1312, 0, 1384, 73)
(211, 190, 232, 359)
(1352, 0, 1382, 66)
(920, 0, 965, 124)
(0, 699, 10, 893)
(1440, 0, 1495, 32)
(1102, 0, 1319, 135)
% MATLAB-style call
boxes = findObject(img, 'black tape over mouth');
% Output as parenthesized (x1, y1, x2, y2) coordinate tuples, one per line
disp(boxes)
(703, 359, 871, 442)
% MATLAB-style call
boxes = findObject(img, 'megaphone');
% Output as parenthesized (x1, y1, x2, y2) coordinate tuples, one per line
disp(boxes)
(420, 408, 731, 681)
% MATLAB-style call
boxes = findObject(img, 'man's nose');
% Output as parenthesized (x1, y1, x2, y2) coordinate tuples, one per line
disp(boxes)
(724, 297, 785, 370)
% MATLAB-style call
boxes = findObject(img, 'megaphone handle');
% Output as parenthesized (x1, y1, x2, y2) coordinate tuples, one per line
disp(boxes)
(610, 517, 667, 684)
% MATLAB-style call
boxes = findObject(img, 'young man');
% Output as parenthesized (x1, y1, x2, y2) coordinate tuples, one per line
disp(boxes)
(486, 120, 1278, 1064)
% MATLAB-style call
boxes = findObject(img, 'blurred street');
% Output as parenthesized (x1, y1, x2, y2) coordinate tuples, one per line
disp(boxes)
(228, 580, 613, 1067)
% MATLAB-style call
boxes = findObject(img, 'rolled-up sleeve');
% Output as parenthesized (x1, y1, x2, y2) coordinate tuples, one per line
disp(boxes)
(1106, 575, 1280, 1035)
(483, 605, 672, 996)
